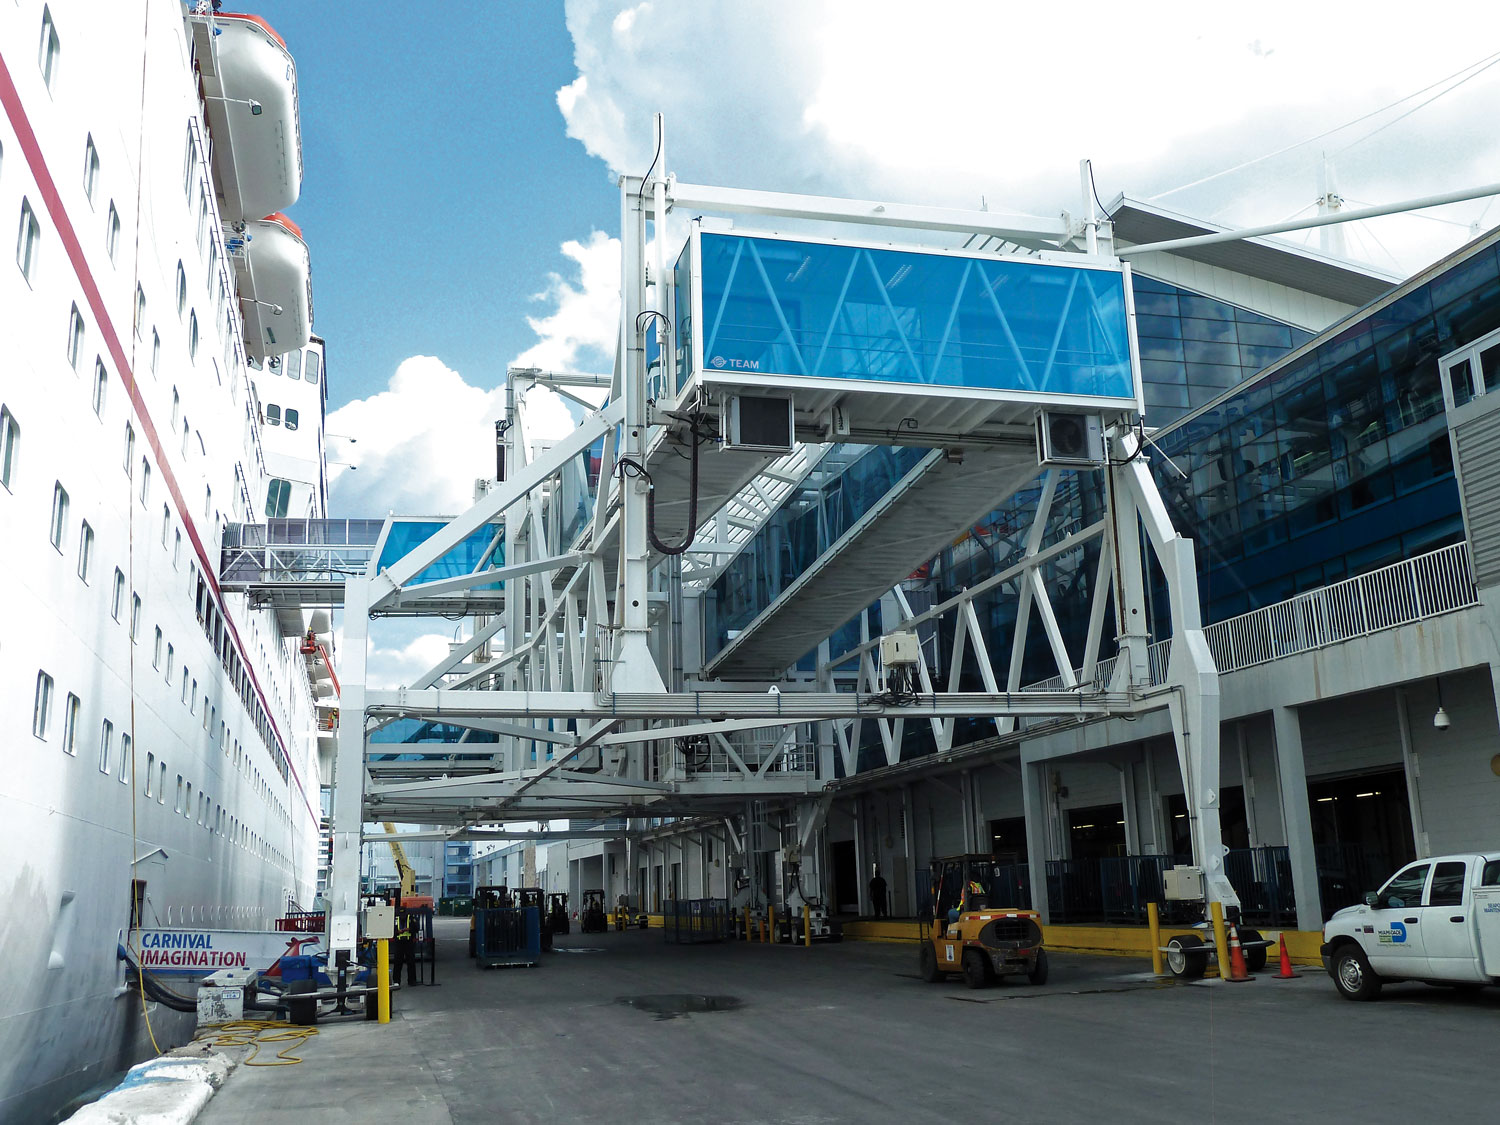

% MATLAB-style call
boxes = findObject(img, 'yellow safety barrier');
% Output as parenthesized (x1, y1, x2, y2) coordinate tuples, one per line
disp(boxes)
(1147, 902, 1164, 976)
(803, 904, 811, 947)
(377, 939, 390, 1023)
(1209, 901, 1231, 977)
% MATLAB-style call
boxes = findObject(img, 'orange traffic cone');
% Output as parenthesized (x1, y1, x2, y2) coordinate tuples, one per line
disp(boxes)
(1225, 922, 1252, 982)
(1273, 934, 1299, 979)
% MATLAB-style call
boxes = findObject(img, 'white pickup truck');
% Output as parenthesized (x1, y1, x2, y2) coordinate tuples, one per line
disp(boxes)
(1321, 852, 1500, 1000)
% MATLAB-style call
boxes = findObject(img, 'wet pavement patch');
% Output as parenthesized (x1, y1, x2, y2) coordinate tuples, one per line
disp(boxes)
(616, 994, 744, 1020)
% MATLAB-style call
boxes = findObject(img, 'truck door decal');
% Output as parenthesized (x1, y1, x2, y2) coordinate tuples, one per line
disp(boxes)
(1377, 921, 1407, 944)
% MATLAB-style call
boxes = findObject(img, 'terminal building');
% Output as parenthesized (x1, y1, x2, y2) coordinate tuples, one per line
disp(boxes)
(586, 202, 1500, 935)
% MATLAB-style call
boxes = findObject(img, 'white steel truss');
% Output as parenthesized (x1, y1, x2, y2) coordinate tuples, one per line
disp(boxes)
(320, 129, 1226, 958)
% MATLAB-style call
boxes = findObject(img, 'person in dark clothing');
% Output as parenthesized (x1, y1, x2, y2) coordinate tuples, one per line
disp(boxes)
(393, 910, 418, 986)
(869, 869, 888, 918)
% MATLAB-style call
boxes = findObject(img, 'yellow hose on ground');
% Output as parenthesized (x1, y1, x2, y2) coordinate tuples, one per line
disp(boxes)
(194, 1020, 319, 1066)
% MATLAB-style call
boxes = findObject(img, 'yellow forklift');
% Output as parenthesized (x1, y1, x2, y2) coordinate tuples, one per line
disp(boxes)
(919, 854, 1047, 988)
(580, 889, 608, 933)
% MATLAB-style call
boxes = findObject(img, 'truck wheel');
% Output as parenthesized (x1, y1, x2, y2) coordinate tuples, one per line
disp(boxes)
(1028, 948, 1049, 985)
(918, 943, 942, 983)
(1239, 928, 1268, 972)
(962, 948, 990, 989)
(1165, 935, 1208, 980)
(1332, 945, 1382, 1001)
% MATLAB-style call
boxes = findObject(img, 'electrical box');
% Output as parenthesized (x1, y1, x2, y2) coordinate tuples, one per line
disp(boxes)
(879, 631, 920, 667)
(362, 903, 395, 941)
(1036, 410, 1106, 467)
(725, 394, 794, 452)
(196, 968, 255, 1026)
(1163, 866, 1205, 902)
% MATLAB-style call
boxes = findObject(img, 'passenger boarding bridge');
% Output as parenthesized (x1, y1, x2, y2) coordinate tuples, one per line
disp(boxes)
(224, 121, 1233, 963)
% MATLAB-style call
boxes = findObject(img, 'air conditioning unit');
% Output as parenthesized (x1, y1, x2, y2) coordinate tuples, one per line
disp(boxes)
(725, 395, 794, 452)
(1036, 410, 1106, 467)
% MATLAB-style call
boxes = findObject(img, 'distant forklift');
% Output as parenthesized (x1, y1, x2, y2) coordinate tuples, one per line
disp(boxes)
(580, 889, 608, 934)
(919, 854, 1048, 988)
(468, 885, 511, 957)
(548, 892, 570, 936)
(615, 894, 648, 930)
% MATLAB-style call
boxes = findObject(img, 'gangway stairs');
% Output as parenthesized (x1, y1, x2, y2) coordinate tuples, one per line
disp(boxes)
(705, 443, 1039, 680)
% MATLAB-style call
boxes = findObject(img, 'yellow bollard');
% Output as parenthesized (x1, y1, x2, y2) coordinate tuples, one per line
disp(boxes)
(1147, 902, 1163, 977)
(376, 939, 391, 1024)
(1209, 900, 1230, 980)
(803, 904, 811, 948)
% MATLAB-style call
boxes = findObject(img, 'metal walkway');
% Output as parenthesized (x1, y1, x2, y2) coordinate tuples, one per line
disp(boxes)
(705, 442, 1039, 679)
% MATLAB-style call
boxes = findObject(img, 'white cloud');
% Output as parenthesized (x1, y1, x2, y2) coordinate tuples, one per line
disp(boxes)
(512, 231, 621, 374)
(365, 630, 454, 691)
(558, 0, 1500, 273)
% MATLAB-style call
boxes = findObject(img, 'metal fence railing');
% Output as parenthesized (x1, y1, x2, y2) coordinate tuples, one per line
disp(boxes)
(662, 899, 731, 944)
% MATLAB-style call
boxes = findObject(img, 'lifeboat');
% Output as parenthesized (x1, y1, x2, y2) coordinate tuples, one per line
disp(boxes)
(191, 11, 302, 222)
(236, 213, 312, 362)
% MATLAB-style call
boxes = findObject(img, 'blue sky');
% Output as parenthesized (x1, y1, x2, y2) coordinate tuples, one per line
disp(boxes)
(257, 2, 616, 412)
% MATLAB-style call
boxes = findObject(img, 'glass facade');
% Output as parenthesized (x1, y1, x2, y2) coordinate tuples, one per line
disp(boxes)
(1133, 276, 1314, 426)
(682, 232, 1136, 401)
(375, 521, 504, 588)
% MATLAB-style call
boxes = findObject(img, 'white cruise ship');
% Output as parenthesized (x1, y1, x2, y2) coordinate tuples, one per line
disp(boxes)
(0, 4, 325, 1119)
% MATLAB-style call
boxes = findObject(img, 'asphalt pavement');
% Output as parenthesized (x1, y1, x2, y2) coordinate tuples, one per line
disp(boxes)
(196, 916, 1500, 1124)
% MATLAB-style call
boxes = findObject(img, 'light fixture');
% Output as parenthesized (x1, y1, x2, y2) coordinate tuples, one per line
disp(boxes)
(1434, 677, 1450, 731)
(204, 94, 264, 116)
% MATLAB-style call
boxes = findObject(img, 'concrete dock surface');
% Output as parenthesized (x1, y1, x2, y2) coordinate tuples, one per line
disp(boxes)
(198, 917, 1500, 1124)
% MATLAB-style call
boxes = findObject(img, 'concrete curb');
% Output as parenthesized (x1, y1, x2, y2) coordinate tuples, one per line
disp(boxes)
(63, 1049, 237, 1125)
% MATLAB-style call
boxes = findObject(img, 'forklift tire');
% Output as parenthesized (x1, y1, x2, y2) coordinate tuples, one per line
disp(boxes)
(1028, 948, 1049, 985)
(1165, 934, 1208, 980)
(918, 942, 943, 983)
(286, 979, 318, 1027)
(962, 948, 990, 989)
(1238, 928, 1268, 972)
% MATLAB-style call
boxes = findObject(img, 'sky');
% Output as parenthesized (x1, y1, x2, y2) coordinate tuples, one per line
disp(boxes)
(252, 0, 1500, 685)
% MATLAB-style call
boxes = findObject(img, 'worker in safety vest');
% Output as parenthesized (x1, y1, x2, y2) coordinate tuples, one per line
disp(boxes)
(393, 910, 418, 986)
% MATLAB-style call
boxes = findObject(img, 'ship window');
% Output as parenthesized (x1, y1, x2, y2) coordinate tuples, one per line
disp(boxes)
(171, 387, 180, 427)
(38, 7, 60, 92)
(16, 198, 41, 283)
(82, 135, 99, 205)
(176, 261, 186, 316)
(185, 782, 191, 815)
(196, 186, 208, 251)
(208, 241, 218, 291)
(76, 521, 93, 582)
(266, 477, 292, 519)
(266, 404, 281, 426)
(189, 310, 199, 360)
(181, 667, 189, 703)
(305, 350, 321, 384)
(181, 418, 189, 455)
(151, 330, 160, 375)
(1, 405, 17, 490)
(111, 568, 124, 620)
(33, 671, 54, 739)
(158, 760, 166, 803)
(160, 504, 169, 546)
(105, 202, 120, 262)
(119, 733, 131, 782)
(153, 627, 162, 669)
(165, 643, 173, 680)
(130, 593, 141, 641)
(49, 482, 68, 550)
(284, 351, 302, 380)
(183, 126, 196, 199)
(285, 408, 299, 431)
(92, 358, 106, 416)
(66, 305, 84, 370)
(99, 719, 113, 774)
(144, 754, 154, 796)
(139, 459, 150, 505)
(191, 680, 198, 713)
(135, 285, 145, 336)
(123, 422, 134, 473)
(173, 528, 182, 569)
(174, 775, 182, 813)
(61, 693, 79, 755)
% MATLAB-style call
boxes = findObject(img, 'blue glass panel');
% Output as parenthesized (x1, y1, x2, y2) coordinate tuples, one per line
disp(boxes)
(694, 233, 1136, 399)
(375, 522, 504, 588)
